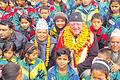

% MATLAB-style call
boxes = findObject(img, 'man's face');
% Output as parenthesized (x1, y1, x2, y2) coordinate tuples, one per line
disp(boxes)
(35, 29, 48, 42)
(69, 22, 82, 36)
(0, 24, 12, 39)
(110, 37, 120, 52)
(56, 54, 69, 69)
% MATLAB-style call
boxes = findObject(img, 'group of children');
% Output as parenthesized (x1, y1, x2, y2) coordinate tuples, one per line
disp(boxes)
(0, 0, 120, 80)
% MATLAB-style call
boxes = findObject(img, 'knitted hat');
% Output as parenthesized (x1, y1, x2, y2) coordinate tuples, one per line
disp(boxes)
(91, 59, 110, 75)
(54, 12, 68, 22)
(110, 28, 120, 38)
(69, 12, 82, 22)
(36, 18, 48, 30)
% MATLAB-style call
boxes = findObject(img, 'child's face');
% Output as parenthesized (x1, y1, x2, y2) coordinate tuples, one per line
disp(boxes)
(0, 1, 8, 10)
(91, 18, 102, 30)
(4, 49, 14, 60)
(82, 0, 92, 7)
(16, 0, 26, 6)
(39, 9, 49, 19)
(55, 18, 66, 29)
(55, 0, 62, 3)
(91, 69, 107, 80)
(110, 2, 120, 14)
(74, 0, 82, 6)
(56, 54, 69, 69)
(41, 0, 48, 4)
(20, 18, 30, 30)
(27, 50, 38, 61)
(9, 0, 15, 8)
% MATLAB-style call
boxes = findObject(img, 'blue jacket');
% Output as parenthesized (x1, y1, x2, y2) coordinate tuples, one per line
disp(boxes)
(48, 65, 80, 80)
(75, 3, 98, 27)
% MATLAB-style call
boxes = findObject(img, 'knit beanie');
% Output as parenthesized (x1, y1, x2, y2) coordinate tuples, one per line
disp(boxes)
(54, 12, 68, 22)
(69, 12, 82, 22)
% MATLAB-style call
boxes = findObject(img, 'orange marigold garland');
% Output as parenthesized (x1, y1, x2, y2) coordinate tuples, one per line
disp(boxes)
(63, 25, 90, 65)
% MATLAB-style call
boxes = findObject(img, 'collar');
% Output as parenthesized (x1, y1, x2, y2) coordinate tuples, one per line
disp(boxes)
(19, 26, 31, 32)
(50, 64, 75, 77)
(90, 26, 102, 35)
(78, 3, 97, 14)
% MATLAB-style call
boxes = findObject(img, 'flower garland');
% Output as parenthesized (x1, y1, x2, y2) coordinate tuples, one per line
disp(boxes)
(63, 25, 90, 65)
(34, 35, 51, 67)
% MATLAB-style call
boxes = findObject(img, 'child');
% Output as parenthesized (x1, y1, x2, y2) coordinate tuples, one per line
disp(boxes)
(90, 13, 108, 49)
(2, 62, 23, 80)
(48, 47, 80, 80)
(75, 0, 99, 27)
(92, 48, 113, 63)
(50, 12, 68, 39)
(16, 15, 35, 41)
(0, 48, 8, 65)
(0, 0, 14, 20)
(95, 0, 109, 26)
(83, 59, 110, 80)
(106, 0, 120, 40)
(34, 6, 54, 30)
(2, 41, 19, 64)
(12, 0, 36, 27)
(19, 43, 47, 80)
(0, 48, 2, 58)
(69, 0, 82, 15)
(50, 0, 68, 17)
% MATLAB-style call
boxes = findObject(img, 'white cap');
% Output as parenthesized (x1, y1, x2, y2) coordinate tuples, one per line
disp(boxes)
(111, 28, 120, 38)
(36, 18, 48, 30)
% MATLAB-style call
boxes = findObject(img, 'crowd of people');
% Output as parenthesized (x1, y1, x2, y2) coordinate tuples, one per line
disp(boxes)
(0, 0, 120, 80)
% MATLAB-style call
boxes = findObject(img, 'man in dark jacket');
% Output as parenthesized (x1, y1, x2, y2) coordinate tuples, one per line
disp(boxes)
(0, 20, 27, 52)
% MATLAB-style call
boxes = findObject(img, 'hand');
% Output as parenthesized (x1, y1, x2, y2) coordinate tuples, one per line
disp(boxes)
(111, 64, 120, 72)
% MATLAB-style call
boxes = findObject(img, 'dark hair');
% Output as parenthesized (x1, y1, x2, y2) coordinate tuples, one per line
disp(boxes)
(0, 20, 14, 29)
(24, 43, 38, 55)
(2, 41, 16, 53)
(19, 15, 32, 24)
(0, 0, 9, 3)
(55, 47, 71, 64)
(107, 0, 120, 23)
(2, 62, 20, 80)
(91, 13, 103, 22)
(38, 6, 49, 12)
(98, 48, 113, 58)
